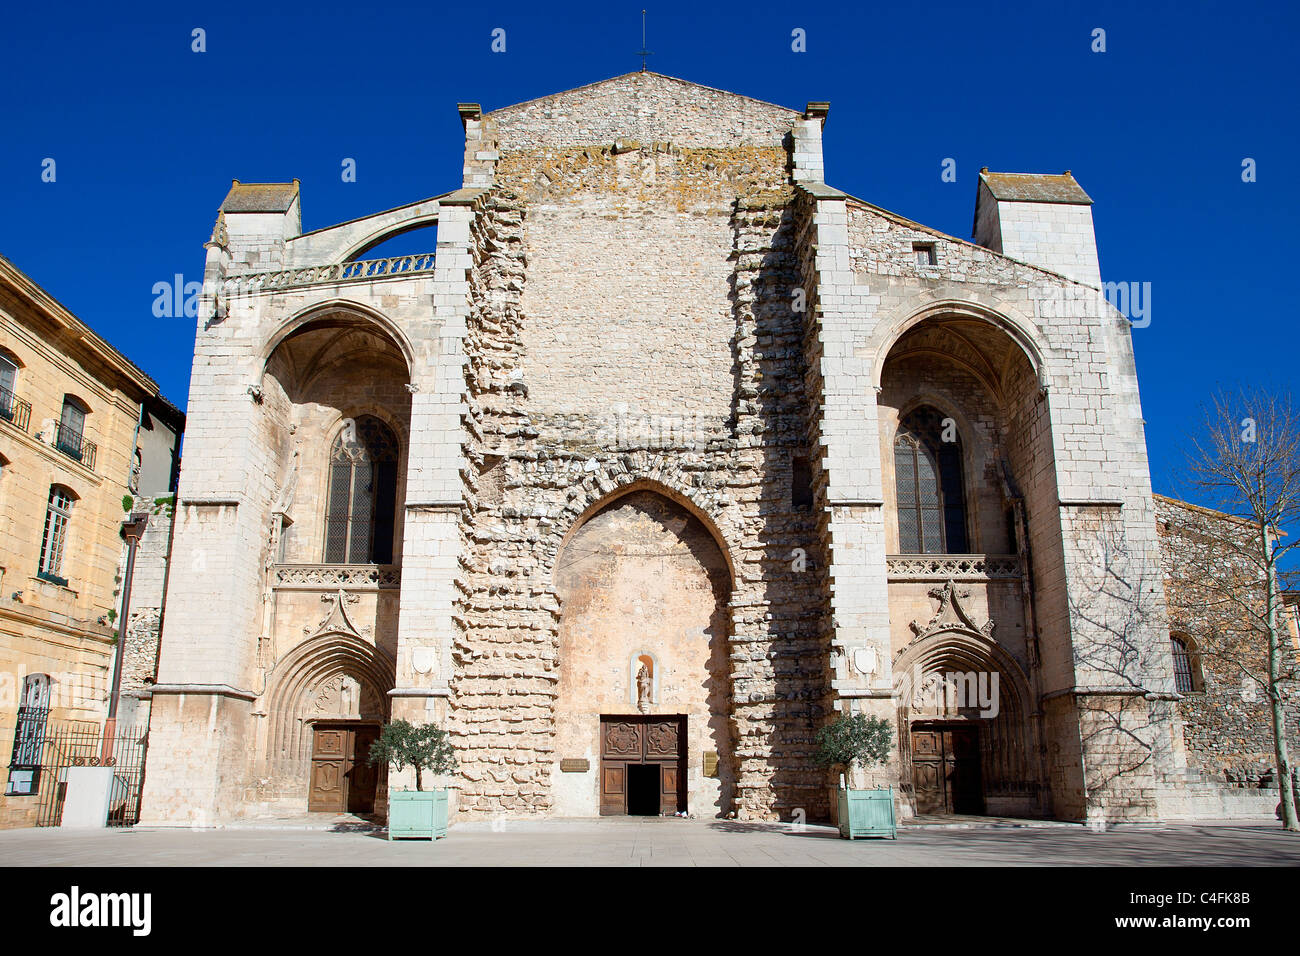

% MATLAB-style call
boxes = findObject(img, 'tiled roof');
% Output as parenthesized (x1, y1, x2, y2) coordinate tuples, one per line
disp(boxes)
(980, 170, 1092, 205)
(220, 181, 300, 213)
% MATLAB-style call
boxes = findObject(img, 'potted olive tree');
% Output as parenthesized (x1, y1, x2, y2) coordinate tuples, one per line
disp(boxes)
(816, 712, 897, 839)
(369, 719, 456, 841)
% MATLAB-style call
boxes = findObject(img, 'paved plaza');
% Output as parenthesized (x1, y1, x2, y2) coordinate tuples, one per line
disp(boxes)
(1, 818, 1297, 867)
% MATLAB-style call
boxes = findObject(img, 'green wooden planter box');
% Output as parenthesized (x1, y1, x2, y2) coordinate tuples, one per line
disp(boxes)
(387, 789, 448, 841)
(837, 786, 897, 840)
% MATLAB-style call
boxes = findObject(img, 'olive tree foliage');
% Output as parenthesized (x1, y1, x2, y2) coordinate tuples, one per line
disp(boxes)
(367, 720, 457, 792)
(816, 713, 894, 784)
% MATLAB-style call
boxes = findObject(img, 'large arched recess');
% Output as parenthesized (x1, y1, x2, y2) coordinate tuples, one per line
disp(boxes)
(549, 486, 735, 818)
(260, 300, 415, 376)
(871, 300, 1049, 396)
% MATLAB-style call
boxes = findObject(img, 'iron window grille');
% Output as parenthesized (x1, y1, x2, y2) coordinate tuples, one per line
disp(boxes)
(894, 406, 969, 554)
(323, 416, 399, 564)
(1171, 636, 1197, 694)
(6, 675, 51, 796)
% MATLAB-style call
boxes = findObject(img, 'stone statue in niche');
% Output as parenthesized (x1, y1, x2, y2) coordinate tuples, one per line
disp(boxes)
(129, 448, 142, 494)
(636, 663, 651, 713)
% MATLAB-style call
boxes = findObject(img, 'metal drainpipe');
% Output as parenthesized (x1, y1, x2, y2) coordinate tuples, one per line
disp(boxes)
(102, 512, 149, 761)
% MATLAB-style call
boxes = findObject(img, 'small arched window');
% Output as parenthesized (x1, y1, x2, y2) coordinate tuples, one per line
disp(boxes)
(894, 406, 969, 554)
(38, 485, 76, 583)
(323, 416, 399, 564)
(1170, 635, 1198, 694)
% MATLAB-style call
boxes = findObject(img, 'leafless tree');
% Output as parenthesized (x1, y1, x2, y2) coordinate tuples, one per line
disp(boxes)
(1174, 387, 1300, 831)
(1068, 519, 1168, 810)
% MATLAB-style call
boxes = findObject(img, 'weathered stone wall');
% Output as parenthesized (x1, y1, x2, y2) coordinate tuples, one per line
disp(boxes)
(1156, 495, 1300, 792)
(448, 82, 825, 819)
(117, 494, 176, 728)
(489, 72, 796, 151)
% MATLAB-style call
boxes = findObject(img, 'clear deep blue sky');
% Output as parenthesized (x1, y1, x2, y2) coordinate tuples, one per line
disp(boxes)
(1, 0, 1294, 499)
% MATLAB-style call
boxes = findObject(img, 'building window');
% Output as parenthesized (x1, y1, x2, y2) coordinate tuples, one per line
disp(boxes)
(791, 455, 814, 511)
(323, 416, 399, 564)
(914, 243, 937, 267)
(0, 351, 17, 401)
(38, 485, 75, 585)
(1170, 635, 1198, 694)
(0, 350, 29, 431)
(894, 406, 968, 554)
(54, 396, 95, 469)
(6, 674, 51, 796)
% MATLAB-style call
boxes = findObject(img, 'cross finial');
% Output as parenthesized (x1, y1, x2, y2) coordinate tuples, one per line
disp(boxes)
(636, 9, 653, 72)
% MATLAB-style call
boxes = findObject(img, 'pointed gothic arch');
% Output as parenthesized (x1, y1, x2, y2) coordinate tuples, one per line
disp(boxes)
(261, 631, 396, 791)
(550, 485, 735, 818)
(892, 592, 1044, 817)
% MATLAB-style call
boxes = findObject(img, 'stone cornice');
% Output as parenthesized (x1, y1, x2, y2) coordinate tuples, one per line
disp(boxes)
(148, 683, 258, 701)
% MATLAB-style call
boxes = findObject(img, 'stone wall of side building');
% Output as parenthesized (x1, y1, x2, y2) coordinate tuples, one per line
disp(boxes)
(1155, 494, 1300, 816)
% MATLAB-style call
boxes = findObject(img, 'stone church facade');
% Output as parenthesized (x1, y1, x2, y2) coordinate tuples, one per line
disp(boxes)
(140, 73, 1220, 826)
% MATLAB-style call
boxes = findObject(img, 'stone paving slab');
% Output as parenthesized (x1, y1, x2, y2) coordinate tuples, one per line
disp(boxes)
(1, 819, 1297, 867)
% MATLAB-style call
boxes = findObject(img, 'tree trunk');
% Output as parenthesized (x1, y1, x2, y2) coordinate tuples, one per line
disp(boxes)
(1263, 537, 1297, 831)
(415, 765, 423, 793)
(1270, 689, 1297, 830)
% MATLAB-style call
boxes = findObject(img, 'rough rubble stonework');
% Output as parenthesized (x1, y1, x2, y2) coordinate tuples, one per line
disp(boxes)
(136, 72, 1278, 826)
(1155, 494, 1300, 817)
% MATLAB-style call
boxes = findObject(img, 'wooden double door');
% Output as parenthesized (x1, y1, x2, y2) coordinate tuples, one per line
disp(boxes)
(600, 715, 685, 816)
(308, 723, 381, 814)
(911, 723, 984, 815)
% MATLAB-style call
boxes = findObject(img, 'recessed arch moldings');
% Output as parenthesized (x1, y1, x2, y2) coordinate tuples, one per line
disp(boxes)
(892, 627, 1031, 717)
(546, 467, 739, 587)
(262, 632, 396, 766)
(872, 298, 1049, 395)
(893, 393, 987, 458)
(260, 299, 415, 377)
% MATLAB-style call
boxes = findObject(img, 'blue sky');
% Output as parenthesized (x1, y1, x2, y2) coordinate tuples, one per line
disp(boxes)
(1, 0, 1295, 500)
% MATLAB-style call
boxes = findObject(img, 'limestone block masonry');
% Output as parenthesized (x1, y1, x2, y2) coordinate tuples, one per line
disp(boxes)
(140, 72, 1248, 826)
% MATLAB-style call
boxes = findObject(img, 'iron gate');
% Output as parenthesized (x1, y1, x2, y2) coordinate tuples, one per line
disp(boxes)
(25, 721, 149, 827)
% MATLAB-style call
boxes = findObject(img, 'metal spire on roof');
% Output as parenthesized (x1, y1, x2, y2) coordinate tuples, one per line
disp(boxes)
(636, 10, 653, 72)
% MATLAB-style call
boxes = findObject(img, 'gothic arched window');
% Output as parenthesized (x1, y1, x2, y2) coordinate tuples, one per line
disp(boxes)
(323, 416, 399, 564)
(894, 406, 969, 554)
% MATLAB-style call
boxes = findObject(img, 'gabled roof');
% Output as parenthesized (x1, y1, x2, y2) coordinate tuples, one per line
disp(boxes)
(483, 71, 802, 151)
(220, 180, 300, 213)
(484, 71, 801, 119)
(979, 170, 1093, 205)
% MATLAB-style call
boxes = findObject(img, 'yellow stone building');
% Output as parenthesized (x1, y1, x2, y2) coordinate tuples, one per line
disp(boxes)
(0, 254, 182, 828)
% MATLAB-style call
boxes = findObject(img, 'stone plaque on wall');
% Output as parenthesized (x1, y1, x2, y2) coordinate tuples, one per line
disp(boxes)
(702, 751, 718, 778)
(560, 758, 590, 773)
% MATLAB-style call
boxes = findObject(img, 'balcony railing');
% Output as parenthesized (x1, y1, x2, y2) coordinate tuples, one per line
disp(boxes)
(272, 564, 401, 590)
(222, 253, 437, 295)
(54, 423, 97, 471)
(886, 554, 1023, 581)
(0, 385, 31, 432)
